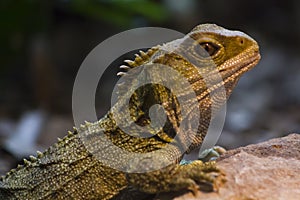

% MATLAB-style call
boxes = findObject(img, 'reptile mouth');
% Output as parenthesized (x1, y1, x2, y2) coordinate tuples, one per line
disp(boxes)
(236, 52, 260, 72)
(220, 49, 261, 83)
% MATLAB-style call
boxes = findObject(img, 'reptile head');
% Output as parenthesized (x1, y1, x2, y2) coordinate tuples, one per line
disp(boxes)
(154, 24, 261, 151)
(181, 23, 261, 98)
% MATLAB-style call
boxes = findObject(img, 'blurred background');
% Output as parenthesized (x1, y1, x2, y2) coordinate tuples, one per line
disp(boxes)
(1, 0, 300, 174)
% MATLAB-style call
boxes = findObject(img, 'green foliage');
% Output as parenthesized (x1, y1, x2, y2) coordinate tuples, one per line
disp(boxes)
(0, 0, 51, 70)
(0, 0, 169, 71)
(69, 0, 168, 26)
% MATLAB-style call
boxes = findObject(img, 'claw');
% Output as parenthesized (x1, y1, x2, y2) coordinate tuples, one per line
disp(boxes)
(124, 59, 135, 66)
(117, 72, 127, 76)
(119, 65, 130, 69)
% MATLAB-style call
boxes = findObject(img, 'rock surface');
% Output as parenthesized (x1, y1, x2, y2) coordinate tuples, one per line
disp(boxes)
(155, 133, 300, 200)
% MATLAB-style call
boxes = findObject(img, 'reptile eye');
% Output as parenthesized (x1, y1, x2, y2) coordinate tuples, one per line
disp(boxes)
(195, 42, 220, 57)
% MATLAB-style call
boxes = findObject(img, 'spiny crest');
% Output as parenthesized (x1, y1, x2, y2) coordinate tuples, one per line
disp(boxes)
(23, 158, 31, 166)
(1, 156, 35, 180)
(73, 126, 78, 134)
(68, 131, 73, 136)
(1, 127, 81, 181)
(29, 155, 37, 162)
(71, 121, 94, 133)
(52, 127, 78, 150)
(84, 120, 92, 126)
(117, 46, 159, 77)
(115, 47, 160, 97)
(5, 169, 16, 178)
(37, 150, 43, 158)
(80, 124, 86, 130)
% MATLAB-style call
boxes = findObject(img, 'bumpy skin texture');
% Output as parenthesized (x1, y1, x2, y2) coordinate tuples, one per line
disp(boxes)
(0, 24, 260, 200)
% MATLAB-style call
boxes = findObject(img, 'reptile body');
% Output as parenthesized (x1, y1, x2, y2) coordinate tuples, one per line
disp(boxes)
(0, 24, 260, 200)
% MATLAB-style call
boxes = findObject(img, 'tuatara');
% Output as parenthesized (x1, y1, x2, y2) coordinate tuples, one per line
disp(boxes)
(0, 24, 260, 200)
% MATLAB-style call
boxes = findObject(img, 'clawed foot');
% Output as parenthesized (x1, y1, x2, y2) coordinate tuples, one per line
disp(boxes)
(127, 154, 225, 195)
(168, 160, 225, 194)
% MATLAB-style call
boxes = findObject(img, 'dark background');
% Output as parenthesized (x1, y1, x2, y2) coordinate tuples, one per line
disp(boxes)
(1, 0, 300, 173)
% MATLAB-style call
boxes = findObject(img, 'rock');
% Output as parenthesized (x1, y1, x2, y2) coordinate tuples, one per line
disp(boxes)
(155, 133, 300, 200)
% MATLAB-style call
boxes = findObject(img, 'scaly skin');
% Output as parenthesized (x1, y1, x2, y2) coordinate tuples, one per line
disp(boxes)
(0, 24, 260, 200)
